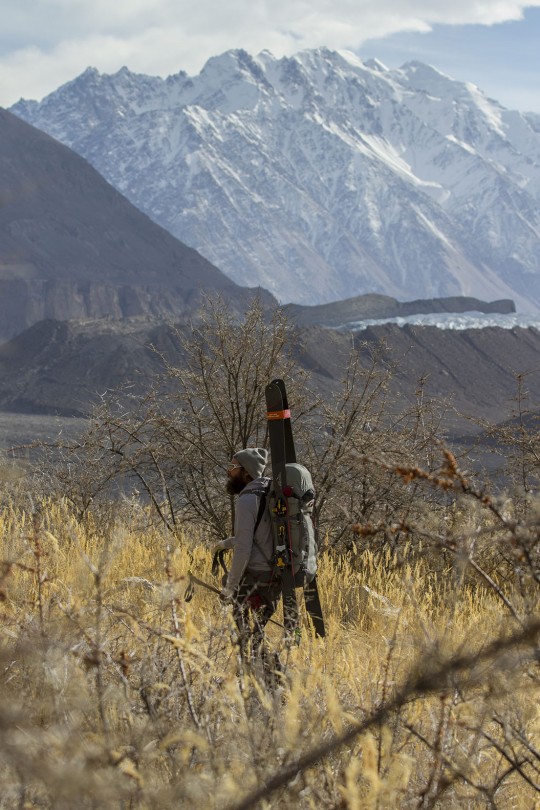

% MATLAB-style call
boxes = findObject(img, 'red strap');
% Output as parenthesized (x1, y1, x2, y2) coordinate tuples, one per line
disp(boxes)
(266, 409, 291, 420)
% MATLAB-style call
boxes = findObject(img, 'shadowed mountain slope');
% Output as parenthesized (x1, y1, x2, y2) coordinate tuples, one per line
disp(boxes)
(0, 108, 272, 342)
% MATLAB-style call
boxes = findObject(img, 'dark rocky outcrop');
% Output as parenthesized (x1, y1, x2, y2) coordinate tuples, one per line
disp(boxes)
(1, 316, 538, 436)
(284, 294, 515, 328)
(0, 318, 187, 416)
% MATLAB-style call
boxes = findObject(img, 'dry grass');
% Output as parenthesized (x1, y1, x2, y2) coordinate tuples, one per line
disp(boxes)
(0, 494, 539, 809)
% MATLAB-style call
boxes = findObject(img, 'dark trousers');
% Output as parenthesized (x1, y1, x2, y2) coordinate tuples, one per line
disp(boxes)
(232, 570, 282, 661)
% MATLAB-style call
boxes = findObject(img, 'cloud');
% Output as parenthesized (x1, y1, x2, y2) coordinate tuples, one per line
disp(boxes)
(1, 0, 540, 105)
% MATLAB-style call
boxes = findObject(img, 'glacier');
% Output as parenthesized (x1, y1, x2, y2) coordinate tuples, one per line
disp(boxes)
(340, 312, 540, 331)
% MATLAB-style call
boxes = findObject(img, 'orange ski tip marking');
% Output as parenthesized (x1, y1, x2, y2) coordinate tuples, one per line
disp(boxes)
(266, 409, 291, 420)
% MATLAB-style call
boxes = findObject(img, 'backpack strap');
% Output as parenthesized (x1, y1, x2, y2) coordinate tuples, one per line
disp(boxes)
(240, 482, 271, 534)
(253, 488, 268, 534)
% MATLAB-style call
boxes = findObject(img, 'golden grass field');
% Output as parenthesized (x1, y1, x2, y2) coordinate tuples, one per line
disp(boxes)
(1, 492, 539, 809)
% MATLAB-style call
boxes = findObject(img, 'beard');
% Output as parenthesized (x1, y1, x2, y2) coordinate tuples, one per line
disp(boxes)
(226, 475, 247, 496)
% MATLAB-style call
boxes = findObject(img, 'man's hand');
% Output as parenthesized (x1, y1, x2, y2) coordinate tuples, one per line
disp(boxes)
(212, 540, 228, 556)
(219, 586, 234, 604)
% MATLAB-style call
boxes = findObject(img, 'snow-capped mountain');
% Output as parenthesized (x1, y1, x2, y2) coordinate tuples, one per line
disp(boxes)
(11, 48, 540, 309)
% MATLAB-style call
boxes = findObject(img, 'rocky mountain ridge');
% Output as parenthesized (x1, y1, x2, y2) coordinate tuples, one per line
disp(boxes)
(11, 48, 540, 309)
(0, 315, 538, 437)
(285, 294, 515, 327)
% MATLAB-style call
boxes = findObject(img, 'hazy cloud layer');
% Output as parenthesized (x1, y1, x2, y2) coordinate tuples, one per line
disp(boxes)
(1, 0, 539, 105)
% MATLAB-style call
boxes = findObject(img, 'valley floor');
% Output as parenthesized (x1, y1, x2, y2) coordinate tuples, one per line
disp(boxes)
(0, 411, 87, 451)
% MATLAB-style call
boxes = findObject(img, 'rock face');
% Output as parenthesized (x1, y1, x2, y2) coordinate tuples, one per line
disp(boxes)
(0, 108, 273, 342)
(11, 49, 540, 309)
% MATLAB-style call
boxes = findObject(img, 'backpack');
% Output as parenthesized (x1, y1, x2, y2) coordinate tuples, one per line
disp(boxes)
(251, 463, 318, 586)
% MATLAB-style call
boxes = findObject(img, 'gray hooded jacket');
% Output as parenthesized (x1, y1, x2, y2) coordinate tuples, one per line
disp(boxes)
(222, 477, 273, 592)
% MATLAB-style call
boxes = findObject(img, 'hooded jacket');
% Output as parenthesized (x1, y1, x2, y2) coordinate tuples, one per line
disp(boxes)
(222, 477, 273, 592)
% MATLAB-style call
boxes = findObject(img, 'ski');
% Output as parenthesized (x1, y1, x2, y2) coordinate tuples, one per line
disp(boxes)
(265, 379, 299, 641)
(274, 378, 296, 464)
(303, 573, 325, 638)
(265, 378, 325, 639)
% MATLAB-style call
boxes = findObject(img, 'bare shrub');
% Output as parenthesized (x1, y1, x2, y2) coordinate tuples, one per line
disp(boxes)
(36, 300, 453, 565)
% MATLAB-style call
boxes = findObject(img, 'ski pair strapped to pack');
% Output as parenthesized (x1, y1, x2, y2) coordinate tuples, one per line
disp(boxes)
(265, 379, 325, 639)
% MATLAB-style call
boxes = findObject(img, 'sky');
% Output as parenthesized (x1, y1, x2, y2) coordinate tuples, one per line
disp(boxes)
(0, 1, 539, 112)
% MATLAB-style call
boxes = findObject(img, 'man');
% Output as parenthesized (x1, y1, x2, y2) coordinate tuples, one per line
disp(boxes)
(214, 448, 282, 663)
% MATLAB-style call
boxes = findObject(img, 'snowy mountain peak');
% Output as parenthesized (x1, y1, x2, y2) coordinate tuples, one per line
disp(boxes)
(362, 56, 390, 73)
(399, 60, 453, 88)
(9, 47, 540, 310)
(81, 66, 100, 79)
(398, 60, 508, 137)
(201, 48, 265, 80)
